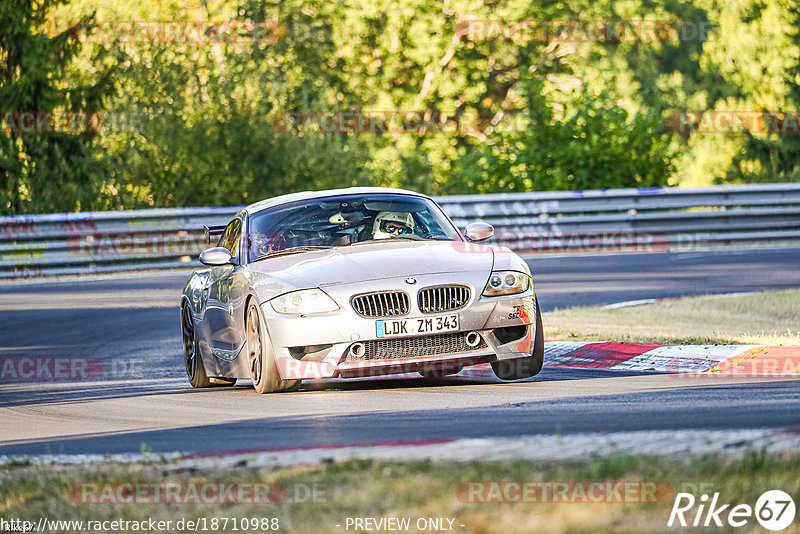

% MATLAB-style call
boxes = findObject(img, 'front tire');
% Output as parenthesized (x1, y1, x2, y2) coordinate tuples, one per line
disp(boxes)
(246, 300, 300, 394)
(491, 297, 545, 381)
(182, 304, 212, 388)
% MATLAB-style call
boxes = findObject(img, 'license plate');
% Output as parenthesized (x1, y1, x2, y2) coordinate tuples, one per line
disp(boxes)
(376, 314, 459, 338)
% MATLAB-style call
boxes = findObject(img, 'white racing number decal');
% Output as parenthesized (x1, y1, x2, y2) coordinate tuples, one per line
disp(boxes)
(376, 314, 459, 338)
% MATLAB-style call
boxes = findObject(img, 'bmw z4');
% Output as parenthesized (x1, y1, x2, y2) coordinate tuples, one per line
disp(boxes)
(180, 187, 544, 393)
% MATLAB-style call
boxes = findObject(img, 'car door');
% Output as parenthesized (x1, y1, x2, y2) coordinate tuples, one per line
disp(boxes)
(201, 215, 250, 366)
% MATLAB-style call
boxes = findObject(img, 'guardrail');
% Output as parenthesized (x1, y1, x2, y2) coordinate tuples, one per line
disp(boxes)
(1, 183, 799, 278)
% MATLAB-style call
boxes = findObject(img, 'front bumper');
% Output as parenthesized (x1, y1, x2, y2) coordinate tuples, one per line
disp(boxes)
(261, 275, 537, 380)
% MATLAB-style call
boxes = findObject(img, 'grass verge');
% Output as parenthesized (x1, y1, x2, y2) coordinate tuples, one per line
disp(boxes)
(544, 289, 800, 345)
(2, 452, 800, 533)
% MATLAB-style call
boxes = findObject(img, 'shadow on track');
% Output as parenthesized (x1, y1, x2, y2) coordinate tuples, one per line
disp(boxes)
(0, 365, 657, 410)
(2, 380, 798, 457)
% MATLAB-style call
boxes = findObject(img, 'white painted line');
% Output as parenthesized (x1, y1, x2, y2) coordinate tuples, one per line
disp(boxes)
(604, 291, 757, 309)
(604, 299, 659, 309)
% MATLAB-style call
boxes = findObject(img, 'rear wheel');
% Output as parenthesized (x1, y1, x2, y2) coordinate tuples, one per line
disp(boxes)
(491, 298, 545, 381)
(182, 304, 212, 388)
(246, 300, 300, 394)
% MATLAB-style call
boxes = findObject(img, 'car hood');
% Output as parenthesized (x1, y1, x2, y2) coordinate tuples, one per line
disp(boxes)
(248, 240, 495, 291)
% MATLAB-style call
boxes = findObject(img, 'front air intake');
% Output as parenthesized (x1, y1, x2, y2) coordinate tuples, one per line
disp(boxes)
(344, 331, 488, 362)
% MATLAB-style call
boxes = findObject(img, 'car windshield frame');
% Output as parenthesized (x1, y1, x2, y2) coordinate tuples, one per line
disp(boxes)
(244, 193, 464, 263)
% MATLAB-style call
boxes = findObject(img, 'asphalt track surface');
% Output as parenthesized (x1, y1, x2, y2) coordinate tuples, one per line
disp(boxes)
(1, 247, 799, 457)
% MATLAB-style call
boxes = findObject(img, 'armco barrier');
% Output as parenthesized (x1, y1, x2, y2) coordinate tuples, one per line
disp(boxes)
(1, 183, 799, 278)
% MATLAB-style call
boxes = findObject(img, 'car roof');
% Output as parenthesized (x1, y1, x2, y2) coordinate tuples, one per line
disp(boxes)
(244, 187, 431, 216)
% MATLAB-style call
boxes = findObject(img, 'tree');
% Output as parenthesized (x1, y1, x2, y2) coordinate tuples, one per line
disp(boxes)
(0, 0, 111, 214)
(453, 81, 677, 193)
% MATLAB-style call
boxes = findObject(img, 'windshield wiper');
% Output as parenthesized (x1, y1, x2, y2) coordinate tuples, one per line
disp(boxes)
(251, 246, 331, 262)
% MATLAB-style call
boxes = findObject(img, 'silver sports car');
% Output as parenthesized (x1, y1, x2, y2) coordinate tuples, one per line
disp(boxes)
(180, 187, 544, 393)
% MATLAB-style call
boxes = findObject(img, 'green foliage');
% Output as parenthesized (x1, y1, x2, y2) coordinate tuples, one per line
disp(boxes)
(453, 82, 677, 193)
(723, 2, 800, 184)
(2, 0, 800, 214)
(0, 0, 113, 214)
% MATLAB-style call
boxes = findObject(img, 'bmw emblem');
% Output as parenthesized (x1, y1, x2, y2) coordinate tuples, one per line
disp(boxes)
(405, 277, 417, 285)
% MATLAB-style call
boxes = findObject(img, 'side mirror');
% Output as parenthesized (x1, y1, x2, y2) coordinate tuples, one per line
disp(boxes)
(199, 247, 233, 266)
(464, 222, 494, 242)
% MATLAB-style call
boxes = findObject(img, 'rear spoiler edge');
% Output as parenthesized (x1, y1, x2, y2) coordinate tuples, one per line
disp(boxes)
(204, 224, 227, 246)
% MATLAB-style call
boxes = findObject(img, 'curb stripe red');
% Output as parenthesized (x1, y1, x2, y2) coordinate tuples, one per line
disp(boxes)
(549, 342, 661, 369)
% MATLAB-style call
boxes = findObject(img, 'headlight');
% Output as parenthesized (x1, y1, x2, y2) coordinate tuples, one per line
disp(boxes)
(482, 271, 530, 297)
(270, 289, 339, 314)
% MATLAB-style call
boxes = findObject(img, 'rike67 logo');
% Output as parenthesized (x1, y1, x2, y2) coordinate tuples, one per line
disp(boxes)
(669, 490, 796, 530)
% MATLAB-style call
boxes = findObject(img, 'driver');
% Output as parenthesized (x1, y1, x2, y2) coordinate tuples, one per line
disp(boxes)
(372, 211, 415, 239)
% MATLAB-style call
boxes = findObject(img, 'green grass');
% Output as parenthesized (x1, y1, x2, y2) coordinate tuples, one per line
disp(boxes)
(2, 452, 800, 533)
(544, 289, 800, 345)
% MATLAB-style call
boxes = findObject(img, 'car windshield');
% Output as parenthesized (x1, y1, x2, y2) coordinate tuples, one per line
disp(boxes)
(246, 193, 461, 261)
